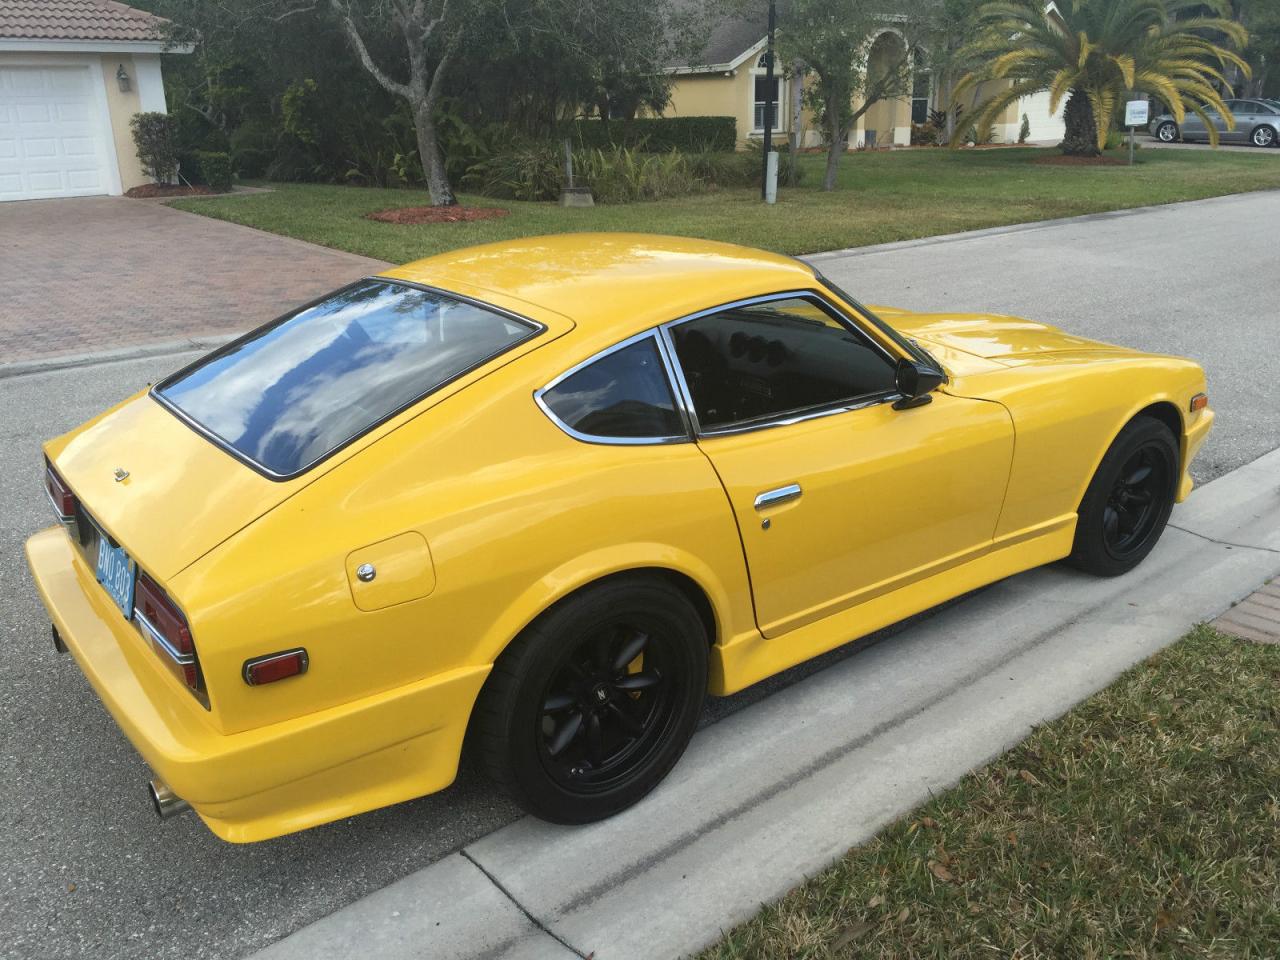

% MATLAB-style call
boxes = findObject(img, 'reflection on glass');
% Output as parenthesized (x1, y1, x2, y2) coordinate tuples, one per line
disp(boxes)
(157, 280, 537, 476)
(541, 338, 684, 439)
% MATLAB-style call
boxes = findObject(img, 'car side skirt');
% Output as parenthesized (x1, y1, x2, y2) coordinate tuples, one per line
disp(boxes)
(710, 515, 1076, 695)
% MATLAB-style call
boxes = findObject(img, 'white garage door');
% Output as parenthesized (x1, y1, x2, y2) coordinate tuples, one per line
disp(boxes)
(1017, 90, 1066, 144)
(0, 64, 114, 202)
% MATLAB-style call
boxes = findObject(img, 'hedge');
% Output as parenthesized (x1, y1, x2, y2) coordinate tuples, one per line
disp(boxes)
(560, 116, 737, 153)
(195, 151, 234, 192)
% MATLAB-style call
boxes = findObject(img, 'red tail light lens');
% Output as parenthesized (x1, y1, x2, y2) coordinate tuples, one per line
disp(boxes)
(134, 573, 205, 701)
(243, 649, 309, 686)
(45, 463, 77, 521)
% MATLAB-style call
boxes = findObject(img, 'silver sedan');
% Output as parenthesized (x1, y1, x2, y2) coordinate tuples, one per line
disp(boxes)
(1149, 98, 1280, 147)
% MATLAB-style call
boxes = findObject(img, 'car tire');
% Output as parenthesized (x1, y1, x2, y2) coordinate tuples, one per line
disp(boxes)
(1067, 416, 1179, 578)
(1156, 122, 1178, 143)
(1251, 125, 1277, 148)
(472, 575, 707, 823)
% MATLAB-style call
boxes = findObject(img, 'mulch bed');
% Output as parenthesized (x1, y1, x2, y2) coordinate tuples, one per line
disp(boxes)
(365, 205, 510, 225)
(125, 184, 214, 198)
(1033, 154, 1128, 166)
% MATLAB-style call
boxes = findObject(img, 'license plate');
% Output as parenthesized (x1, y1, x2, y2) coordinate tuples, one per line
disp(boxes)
(95, 534, 136, 619)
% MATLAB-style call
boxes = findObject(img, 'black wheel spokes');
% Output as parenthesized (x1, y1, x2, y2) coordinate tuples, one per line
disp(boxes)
(1104, 446, 1169, 556)
(538, 624, 672, 789)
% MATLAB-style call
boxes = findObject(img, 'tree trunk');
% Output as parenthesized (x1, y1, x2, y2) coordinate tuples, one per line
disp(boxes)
(822, 114, 845, 191)
(414, 102, 455, 206)
(787, 61, 805, 187)
(1061, 88, 1099, 157)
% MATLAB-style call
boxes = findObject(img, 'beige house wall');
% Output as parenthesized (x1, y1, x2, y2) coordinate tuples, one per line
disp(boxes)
(99, 53, 146, 190)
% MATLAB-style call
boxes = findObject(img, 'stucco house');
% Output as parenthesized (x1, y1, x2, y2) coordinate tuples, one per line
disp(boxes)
(0, 0, 187, 202)
(663, 5, 1067, 149)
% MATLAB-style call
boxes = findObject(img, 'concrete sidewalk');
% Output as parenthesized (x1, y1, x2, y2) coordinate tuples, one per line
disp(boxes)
(250, 448, 1280, 960)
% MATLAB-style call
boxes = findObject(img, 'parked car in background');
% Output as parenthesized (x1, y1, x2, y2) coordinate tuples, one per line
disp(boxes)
(26, 236, 1213, 843)
(1149, 99, 1280, 147)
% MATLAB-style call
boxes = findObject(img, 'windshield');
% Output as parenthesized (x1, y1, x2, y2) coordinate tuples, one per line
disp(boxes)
(154, 279, 540, 478)
(811, 271, 948, 379)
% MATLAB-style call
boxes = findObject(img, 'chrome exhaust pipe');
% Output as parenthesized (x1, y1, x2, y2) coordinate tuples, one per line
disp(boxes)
(148, 779, 190, 820)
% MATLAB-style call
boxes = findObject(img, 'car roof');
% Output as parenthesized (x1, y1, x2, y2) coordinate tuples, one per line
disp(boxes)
(379, 233, 821, 339)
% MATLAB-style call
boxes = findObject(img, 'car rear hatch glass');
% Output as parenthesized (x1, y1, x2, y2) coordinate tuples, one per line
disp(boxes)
(152, 278, 544, 479)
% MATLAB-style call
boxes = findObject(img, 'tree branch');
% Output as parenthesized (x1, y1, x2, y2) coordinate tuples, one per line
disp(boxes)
(328, 0, 412, 99)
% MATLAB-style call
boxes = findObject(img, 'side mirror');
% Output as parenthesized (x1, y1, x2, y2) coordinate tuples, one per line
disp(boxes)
(892, 358, 945, 410)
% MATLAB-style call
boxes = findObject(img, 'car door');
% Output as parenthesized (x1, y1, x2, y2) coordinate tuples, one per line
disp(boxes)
(663, 293, 1015, 639)
(1221, 100, 1248, 142)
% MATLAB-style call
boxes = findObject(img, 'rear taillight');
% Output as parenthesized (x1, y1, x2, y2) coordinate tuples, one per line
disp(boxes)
(45, 462, 77, 522)
(134, 573, 206, 703)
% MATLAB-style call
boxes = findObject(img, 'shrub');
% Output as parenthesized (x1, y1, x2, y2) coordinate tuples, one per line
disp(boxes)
(466, 141, 564, 201)
(130, 112, 178, 184)
(229, 119, 277, 179)
(1019, 113, 1031, 144)
(196, 151, 233, 192)
(911, 121, 941, 146)
(560, 117, 736, 153)
(467, 139, 796, 203)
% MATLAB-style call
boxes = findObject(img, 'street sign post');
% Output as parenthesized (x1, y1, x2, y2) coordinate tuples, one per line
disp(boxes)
(1124, 100, 1149, 165)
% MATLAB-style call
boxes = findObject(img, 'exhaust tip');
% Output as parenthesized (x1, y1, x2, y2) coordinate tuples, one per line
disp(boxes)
(148, 779, 190, 820)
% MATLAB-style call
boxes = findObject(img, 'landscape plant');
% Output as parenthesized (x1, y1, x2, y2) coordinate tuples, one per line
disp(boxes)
(952, 0, 1251, 156)
(130, 112, 179, 184)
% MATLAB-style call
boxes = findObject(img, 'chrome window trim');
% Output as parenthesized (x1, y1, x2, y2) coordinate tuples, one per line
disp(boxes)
(533, 329, 693, 446)
(134, 609, 195, 666)
(151, 277, 547, 482)
(659, 289, 904, 438)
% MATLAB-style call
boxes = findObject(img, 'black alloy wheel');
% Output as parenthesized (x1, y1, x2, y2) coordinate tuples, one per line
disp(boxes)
(537, 621, 680, 792)
(474, 575, 707, 823)
(1101, 446, 1172, 561)
(1068, 416, 1178, 577)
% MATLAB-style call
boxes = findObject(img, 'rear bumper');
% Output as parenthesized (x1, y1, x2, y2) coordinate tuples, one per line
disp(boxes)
(25, 527, 489, 842)
(1177, 408, 1214, 502)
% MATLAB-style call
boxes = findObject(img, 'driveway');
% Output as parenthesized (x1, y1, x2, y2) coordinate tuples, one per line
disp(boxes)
(0, 197, 386, 364)
(1, 191, 1277, 960)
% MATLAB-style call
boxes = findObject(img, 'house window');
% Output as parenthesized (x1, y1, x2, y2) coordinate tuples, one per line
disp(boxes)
(754, 74, 782, 131)
(911, 50, 930, 124)
(751, 53, 784, 132)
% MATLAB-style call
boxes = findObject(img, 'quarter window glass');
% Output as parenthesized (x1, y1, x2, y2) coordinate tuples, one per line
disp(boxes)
(670, 297, 897, 430)
(541, 337, 684, 440)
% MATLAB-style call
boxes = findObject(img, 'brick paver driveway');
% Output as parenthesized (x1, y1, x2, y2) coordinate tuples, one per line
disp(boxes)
(0, 196, 388, 365)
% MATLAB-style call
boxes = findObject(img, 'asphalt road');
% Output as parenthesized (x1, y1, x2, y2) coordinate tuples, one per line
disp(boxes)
(2, 191, 1276, 960)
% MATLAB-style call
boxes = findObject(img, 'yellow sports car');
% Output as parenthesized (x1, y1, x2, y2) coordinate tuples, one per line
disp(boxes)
(26, 235, 1212, 842)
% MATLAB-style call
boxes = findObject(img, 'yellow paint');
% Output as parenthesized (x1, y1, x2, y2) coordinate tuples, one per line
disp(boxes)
(26, 235, 1211, 841)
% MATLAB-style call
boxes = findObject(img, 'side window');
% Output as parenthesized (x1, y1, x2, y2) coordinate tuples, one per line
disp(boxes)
(539, 336, 685, 441)
(669, 296, 898, 431)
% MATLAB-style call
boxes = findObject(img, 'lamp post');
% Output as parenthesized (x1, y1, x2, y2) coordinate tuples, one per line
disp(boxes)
(760, 0, 777, 201)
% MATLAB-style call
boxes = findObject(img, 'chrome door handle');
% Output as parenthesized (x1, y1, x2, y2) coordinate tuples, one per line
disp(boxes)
(754, 483, 802, 510)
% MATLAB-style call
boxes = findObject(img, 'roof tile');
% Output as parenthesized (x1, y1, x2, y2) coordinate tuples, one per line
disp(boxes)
(0, 0, 169, 43)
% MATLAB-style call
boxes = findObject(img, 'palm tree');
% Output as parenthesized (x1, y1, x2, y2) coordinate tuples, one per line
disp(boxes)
(950, 0, 1249, 156)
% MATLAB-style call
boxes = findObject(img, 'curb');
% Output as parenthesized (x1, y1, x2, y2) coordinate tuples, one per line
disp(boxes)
(0, 336, 234, 381)
(248, 447, 1280, 960)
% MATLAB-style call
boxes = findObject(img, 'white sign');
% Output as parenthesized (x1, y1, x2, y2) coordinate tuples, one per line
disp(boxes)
(1125, 100, 1150, 127)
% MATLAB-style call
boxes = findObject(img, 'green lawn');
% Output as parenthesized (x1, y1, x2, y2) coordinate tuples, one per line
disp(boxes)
(169, 147, 1280, 263)
(699, 626, 1280, 960)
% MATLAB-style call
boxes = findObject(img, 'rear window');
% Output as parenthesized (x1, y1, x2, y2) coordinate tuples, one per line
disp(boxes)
(154, 279, 540, 478)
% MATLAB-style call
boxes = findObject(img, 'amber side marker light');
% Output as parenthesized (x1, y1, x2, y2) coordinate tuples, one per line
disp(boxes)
(243, 649, 309, 686)
(1190, 393, 1209, 412)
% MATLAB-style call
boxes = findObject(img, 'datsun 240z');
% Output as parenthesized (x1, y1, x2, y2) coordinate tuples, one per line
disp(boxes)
(26, 235, 1212, 842)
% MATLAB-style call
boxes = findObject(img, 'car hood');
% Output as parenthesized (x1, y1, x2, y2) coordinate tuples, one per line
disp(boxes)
(871, 307, 1136, 362)
(46, 391, 302, 580)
